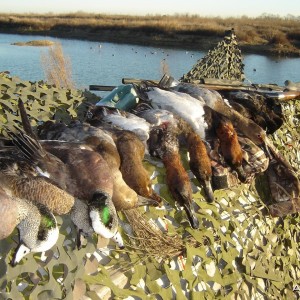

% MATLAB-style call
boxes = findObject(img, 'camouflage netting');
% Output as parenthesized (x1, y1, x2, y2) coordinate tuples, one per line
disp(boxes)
(180, 29, 245, 82)
(0, 72, 300, 299)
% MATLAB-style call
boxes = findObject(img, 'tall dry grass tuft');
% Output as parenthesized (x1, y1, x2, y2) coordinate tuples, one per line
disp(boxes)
(41, 42, 75, 89)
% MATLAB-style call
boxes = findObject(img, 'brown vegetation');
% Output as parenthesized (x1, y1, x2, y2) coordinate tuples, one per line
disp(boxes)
(0, 13, 299, 56)
(12, 39, 54, 46)
(41, 42, 74, 89)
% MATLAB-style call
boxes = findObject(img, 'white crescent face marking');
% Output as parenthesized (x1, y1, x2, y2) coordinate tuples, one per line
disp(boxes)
(35, 166, 50, 178)
(89, 210, 115, 238)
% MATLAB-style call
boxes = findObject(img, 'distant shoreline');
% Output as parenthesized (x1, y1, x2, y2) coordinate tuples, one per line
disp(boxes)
(1, 13, 299, 57)
(1, 28, 294, 57)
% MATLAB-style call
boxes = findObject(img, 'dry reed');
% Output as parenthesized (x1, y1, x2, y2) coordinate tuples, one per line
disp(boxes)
(123, 208, 185, 260)
(41, 42, 74, 89)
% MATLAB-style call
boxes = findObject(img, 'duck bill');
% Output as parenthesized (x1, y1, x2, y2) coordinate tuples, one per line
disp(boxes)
(150, 191, 165, 206)
(235, 165, 248, 183)
(183, 204, 200, 229)
(112, 231, 125, 249)
(203, 180, 215, 203)
(10, 243, 31, 267)
(137, 195, 160, 207)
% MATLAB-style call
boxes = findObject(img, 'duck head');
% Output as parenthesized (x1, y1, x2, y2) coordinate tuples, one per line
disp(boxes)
(11, 209, 59, 266)
(148, 122, 179, 159)
(88, 191, 119, 233)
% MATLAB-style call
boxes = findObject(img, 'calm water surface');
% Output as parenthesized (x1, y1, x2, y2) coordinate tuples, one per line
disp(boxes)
(1, 33, 300, 91)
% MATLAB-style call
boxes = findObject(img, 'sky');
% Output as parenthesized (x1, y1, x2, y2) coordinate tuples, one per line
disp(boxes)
(1, 0, 300, 17)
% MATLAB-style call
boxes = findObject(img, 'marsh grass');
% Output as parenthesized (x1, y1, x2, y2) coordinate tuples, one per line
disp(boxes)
(1, 13, 299, 55)
(12, 40, 54, 46)
(41, 42, 74, 89)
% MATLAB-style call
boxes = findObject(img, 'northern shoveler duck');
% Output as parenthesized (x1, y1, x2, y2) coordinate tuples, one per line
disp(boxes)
(148, 122, 200, 229)
(0, 187, 59, 266)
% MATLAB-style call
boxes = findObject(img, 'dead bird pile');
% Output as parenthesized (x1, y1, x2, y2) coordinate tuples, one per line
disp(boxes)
(0, 30, 299, 299)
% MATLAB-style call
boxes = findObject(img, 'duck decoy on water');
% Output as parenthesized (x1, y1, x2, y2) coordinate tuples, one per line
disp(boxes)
(6, 126, 124, 249)
(37, 120, 161, 209)
(148, 122, 200, 229)
(0, 187, 58, 266)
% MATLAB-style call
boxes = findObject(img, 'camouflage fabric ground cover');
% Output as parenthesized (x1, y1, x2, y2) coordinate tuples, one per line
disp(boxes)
(180, 29, 245, 83)
(0, 73, 299, 299)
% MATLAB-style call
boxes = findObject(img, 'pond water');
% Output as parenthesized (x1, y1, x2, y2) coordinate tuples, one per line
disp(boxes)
(1, 33, 300, 92)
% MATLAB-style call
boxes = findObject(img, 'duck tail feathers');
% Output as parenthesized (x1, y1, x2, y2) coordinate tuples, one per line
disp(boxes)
(18, 98, 37, 139)
(5, 126, 46, 163)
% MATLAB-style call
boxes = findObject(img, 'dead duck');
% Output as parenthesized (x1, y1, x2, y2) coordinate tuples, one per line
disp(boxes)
(111, 129, 163, 205)
(148, 122, 200, 229)
(0, 187, 59, 266)
(6, 128, 123, 248)
(142, 86, 207, 139)
(137, 107, 214, 203)
(213, 115, 247, 183)
(222, 90, 283, 134)
(0, 147, 75, 215)
(84, 134, 161, 209)
(38, 120, 161, 209)
(0, 186, 19, 240)
(186, 131, 214, 202)
(86, 105, 151, 144)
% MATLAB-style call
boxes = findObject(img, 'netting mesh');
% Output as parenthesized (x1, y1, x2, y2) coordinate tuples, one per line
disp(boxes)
(180, 29, 245, 82)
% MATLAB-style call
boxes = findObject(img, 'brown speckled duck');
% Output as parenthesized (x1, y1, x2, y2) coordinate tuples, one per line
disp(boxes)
(38, 120, 161, 209)
(148, 122, 200, 229)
